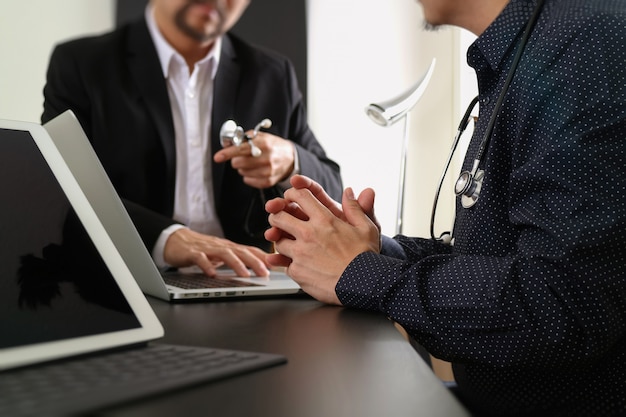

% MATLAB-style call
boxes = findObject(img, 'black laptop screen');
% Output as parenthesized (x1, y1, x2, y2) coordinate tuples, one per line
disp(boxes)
(0, 128, 141, 349)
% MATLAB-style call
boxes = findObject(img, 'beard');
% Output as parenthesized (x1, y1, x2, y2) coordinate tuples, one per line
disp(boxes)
(174, 0, 226, 43)
(422, 20, 442, 32)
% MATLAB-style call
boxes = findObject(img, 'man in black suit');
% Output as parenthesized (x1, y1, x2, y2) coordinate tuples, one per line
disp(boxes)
(41, 0, 342, 277)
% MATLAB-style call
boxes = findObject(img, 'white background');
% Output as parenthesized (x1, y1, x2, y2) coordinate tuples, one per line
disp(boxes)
(0, 0, 477, 238)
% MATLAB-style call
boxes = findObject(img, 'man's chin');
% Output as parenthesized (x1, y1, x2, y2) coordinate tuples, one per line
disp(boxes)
(176, 20, 223, 43)
(422, 20, 442, 32)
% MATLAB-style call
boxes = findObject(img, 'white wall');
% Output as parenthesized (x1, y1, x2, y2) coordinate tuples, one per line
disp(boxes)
(0, 1, 115, 123)
(0, 0, 478, 240)
(307, 0, 474, 237)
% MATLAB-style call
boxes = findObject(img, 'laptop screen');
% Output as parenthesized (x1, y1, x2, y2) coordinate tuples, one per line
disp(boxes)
(0, 128, 141, 350)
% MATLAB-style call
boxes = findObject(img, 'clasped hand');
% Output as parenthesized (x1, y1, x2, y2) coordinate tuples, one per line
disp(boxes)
(213, 131, 296, 189)
(264, 175, 381, 305)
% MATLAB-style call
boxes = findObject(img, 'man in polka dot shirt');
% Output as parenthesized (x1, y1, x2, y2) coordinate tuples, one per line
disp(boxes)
(266, 0, 626, 415)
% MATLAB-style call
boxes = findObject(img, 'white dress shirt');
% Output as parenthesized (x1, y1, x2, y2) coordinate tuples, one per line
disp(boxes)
(145, 5, 223, 268)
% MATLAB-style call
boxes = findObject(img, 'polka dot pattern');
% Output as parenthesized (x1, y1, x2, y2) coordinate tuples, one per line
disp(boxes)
(336, 0, 626, 415)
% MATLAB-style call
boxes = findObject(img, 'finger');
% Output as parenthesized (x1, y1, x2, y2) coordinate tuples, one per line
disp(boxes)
(211, 249, 250, 277)
(266, 198, 309, 222)
(267, 210, 304, 245)
(163, 229, 270, 277)
(266, 253, 292, 268)
(213, 146, 241, 163)
(264, 226, 281, 242)
(264, 226, 295, 244)
(218, 253, 269, 277)
(342, 187, 366, 225)
(283, 187, 334, 222)
(342, 189, 380, 252)
(267, 190, 334, 254)
(248, 246, 273, 269)
(214, 143, 256, 163)
(191, 252, 219, 277)
(231, 157, 276, 189)
(228, 247, 270, 277)
(230, 151, 267, 170)
(265, 197, 289, 214)
(289, 174, 313, 189)
(357, 188, 381, 231)
(290, 175, 342, 218)
(272, 236, 296, 262)
(357, 188, 375, 215)
(342, 187, 371, 227)
(241, 172, 273, 189)
(198, 242, 267, 277)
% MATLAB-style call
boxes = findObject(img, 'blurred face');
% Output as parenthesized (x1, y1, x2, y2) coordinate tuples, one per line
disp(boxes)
(153, 0, 250, 44)
(416, 0, 506, 35)
(417, 0, 460, 29)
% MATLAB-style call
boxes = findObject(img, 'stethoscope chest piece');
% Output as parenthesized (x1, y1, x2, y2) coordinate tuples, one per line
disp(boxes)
(219, 120, 245, 148)
(219, 118, 272, 158)
(455, 169, 484, 208)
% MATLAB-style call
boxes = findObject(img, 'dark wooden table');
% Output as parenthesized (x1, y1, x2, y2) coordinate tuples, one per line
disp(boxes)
(100, 296, 469, 417)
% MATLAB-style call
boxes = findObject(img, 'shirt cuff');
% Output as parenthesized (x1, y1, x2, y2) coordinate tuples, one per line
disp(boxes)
(152, 224, 187, 269)
(278, 145, 300, 189)
(335, 251, 408, 311)
(335, 252, 383, 310)
(381, 235, 407, 259)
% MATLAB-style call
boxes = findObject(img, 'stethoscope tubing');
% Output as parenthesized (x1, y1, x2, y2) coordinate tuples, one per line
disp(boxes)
(430, 96, 479, 242)
(429, 0, 545, 242)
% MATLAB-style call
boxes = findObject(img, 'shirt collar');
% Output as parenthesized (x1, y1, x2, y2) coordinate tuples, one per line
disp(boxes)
(145, 3, 221, 79)
(468, 0, 538, 72)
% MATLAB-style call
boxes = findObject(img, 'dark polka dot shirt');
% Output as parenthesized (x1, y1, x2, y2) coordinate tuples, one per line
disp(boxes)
(336, 0, 626, 415)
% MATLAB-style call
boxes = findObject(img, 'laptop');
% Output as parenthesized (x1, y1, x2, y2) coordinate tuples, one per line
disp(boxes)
(0, 115, 286, 416)
(43, 110, 303, 301)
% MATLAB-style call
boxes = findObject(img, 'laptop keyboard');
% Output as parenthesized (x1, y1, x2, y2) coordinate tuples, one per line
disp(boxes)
(163, 273, 262, 289)
(0, 343, 285, 417)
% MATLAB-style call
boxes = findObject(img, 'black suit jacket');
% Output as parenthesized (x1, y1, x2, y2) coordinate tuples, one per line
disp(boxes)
(42, 19, 342, 252)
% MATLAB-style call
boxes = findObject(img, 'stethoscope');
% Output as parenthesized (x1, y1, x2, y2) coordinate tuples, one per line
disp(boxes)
(218, 117, 276, 237)
(219, 118, 272, 157)
(430, 0, 545, 244)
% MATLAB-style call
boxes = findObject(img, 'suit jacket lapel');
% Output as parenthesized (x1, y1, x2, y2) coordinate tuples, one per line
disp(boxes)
(126, 20, 177, 194)
(212, 35, 241, 207)
(124, 26, 241, 214)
